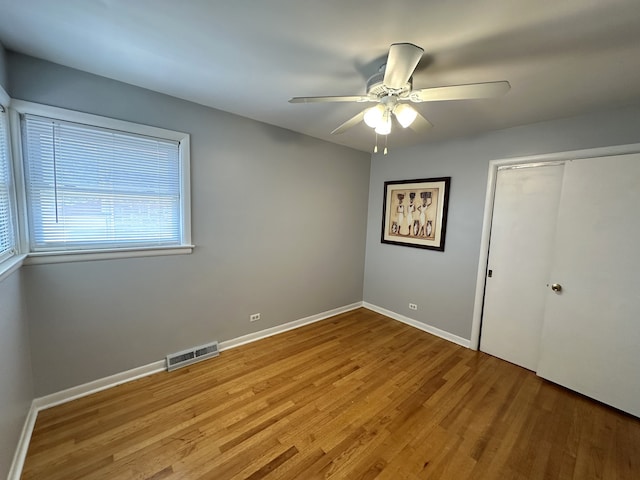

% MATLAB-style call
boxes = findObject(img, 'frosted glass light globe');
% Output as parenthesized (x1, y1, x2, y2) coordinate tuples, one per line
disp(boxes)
(364, 105, 385, 128)
(375, 112, 392, 135)
(393, 104, 418, 128)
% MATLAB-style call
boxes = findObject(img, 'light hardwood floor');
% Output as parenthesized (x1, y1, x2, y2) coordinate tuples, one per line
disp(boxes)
(22, 308, 640, 479)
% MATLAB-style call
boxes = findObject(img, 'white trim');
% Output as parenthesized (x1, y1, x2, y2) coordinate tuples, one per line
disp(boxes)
(0, 254, 26, 283)
(0, 96, 20, 269)
(10, 100, 188, 142)
(8, 360, 167, 479)
(11, 299, 478, 479)
(470, 142, 640, 350)
(179, 135, 192, 246)
(218, 302, 363, 351)
(8, 107, 29, 255)
(469, 164, 499, 350)
(9, 100, 193, 261)
(30, 301, 362, 411)
(33, 361, 167, 411)
(363, 302, 471, 348)
(0, 84, 9, 107)
(24, 245, 194, 265)
(10, 300, 468, 415)
(7, 401, 38, 480)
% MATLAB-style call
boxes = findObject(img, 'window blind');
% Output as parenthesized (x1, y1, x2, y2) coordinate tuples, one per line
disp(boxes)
(0, 106, 16, 261)
(22, 114, 182, 251)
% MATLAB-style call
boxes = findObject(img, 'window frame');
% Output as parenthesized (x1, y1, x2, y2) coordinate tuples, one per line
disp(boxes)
(10, 100, 193, 265)
(0, 86, 26, 282)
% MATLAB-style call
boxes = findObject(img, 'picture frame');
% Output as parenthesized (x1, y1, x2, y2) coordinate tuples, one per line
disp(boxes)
(381, 177, 451, 251)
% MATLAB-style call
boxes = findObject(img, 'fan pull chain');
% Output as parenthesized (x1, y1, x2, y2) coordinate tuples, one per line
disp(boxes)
(373, 133, 378, 153)
(383, 136, 388, 155)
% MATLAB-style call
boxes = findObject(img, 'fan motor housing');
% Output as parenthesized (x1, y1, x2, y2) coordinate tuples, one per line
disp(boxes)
(366, 70, 412, 98)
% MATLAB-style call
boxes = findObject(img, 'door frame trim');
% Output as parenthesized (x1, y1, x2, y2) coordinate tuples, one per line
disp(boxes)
(470, 142, 640, 350)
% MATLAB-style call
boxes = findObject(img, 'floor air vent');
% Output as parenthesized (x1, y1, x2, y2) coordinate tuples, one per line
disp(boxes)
(166, 341, 219, 371)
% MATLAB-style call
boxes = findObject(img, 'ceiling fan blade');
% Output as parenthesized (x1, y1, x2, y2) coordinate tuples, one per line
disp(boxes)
(410, 81, 511, 102)
(408, 111, 432, 132)
(331, 111, 365, 135)
(289, 95, 372, 104)
(383, 43, 424, 89)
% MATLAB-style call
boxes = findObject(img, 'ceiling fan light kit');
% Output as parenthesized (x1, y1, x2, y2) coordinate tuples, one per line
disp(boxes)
(393, 103, 418, 128)
(374, 110, 392, 135)
(364, 104, 385, 128)
(289, 42, 510, 147)
(363, 96, 418, 133)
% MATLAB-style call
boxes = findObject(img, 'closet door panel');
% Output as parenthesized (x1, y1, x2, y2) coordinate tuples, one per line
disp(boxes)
(537, 154, 640, 417)
(480, 164, 564, 370)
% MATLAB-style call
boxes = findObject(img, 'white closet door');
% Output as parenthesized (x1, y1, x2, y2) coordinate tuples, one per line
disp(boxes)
(537, 154, 640, 417)
(480, 164, 564, 370)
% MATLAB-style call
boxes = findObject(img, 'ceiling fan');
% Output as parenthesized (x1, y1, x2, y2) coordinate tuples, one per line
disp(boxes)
(289, 43, 510, 137)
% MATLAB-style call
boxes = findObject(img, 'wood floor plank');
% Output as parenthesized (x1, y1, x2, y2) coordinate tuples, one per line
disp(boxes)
(21, 308, 640, 479)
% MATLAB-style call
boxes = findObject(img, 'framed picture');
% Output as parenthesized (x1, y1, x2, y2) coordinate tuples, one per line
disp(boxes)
(381, 177, 451, 251)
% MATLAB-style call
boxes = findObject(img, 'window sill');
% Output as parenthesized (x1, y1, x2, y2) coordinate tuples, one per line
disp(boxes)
(0, 254, 27, 283)
(24, 245, 195, 265)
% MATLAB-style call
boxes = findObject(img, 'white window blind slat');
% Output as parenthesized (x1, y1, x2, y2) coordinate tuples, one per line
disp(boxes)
(23, 114, 182, 251)
(0, 106, 16, 261)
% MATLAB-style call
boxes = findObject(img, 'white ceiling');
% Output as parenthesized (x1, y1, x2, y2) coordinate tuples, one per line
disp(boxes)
(1, 0, 640, 153)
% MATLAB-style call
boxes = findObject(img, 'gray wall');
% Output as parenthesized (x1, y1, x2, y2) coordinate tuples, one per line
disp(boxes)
(364, 105, 640, 340)
(0, 270, 33, 477)
(8, 52, 370, 396)
(0, 42, 34, 479)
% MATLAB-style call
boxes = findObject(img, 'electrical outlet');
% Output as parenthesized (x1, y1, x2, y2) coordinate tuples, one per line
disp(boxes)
(249, 313, 261, 322)
(409, 303, 418, 310)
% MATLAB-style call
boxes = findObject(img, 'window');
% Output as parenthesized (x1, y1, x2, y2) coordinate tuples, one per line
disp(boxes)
(0, 103, 16, 263)
(14, 101, 191, 261)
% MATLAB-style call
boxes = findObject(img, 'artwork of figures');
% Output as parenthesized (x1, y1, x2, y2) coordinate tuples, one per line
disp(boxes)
(381, 177, 450, 251)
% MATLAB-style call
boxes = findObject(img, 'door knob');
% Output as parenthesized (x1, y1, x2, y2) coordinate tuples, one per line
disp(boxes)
(551, 283, 562, 293)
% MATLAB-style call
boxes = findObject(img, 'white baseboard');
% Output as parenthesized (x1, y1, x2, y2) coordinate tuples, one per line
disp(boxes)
(32, 301, 363, 412)
(7, 401, 38, 480)
(10, 300, 468, 479)
(9, 361, 168, 480)
(218, 302, 363, 352)
(8, 301, 363, 480)
(362, 302, 471, 348)
(33, 360, 167, 411)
